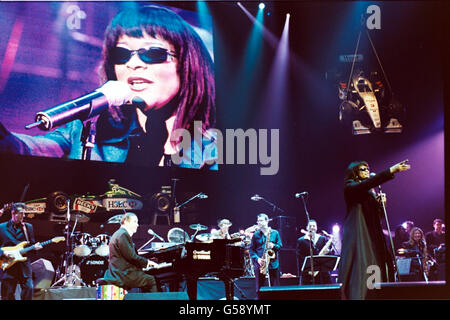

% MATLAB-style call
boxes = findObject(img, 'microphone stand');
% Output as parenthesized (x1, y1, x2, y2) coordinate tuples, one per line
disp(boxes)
(257, 196, 284, 214)
(172, 178, 179, 224)
(298, 194, 315, 285)
(81, 121, 95, 161)
(176, 193, 206, 210)
(377, 185, 399, 282)
(52, 200, 86, 287)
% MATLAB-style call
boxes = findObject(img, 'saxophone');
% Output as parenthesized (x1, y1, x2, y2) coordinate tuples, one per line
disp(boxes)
(318, 233, 334, 256)
(260, 228, 275, 275)
(421, 240, 435, 278)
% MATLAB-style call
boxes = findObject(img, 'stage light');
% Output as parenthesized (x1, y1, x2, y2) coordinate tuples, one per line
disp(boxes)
(259, 3, 265, 10)
(332, 224, 340, 233)
(402, 221, 408, 229)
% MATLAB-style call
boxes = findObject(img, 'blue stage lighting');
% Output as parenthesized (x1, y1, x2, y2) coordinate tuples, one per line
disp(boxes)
(259, 3, 265, 10)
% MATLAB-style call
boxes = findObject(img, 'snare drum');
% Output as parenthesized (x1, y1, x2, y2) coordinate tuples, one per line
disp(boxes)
(74, 233, 93, 257)
(80, 255, 109, 287)
(95, 234, 110, 257)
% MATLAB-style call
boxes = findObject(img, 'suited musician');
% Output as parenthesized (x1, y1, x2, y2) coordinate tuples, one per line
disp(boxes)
(0, 202, 42, 300)
(249, 213, 282, 293)
(296, 219, 332, 285)
(102, 212, 158, 292)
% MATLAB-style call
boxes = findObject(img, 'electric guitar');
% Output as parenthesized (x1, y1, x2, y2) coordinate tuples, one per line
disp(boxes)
(0, 236, 65, 270)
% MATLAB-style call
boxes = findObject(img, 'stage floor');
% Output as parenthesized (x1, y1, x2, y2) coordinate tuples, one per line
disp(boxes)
(32, 279, 448, 300)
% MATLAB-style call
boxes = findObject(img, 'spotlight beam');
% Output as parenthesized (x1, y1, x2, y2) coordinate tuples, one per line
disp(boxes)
(237, 2, 277, 48)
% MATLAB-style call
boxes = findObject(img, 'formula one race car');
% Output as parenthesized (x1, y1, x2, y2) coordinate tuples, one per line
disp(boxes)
(338, 69, 404, 135)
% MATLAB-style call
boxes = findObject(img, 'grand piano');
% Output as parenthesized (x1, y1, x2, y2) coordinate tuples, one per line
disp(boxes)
(140, 239, 245, 300)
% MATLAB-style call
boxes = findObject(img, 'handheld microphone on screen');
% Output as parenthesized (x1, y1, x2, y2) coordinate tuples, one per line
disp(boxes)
(25, 81, 134, 130)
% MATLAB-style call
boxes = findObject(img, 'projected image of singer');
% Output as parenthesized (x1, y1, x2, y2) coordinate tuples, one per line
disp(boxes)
(338, 159, 411, 300)
(0, 5, 217, 169)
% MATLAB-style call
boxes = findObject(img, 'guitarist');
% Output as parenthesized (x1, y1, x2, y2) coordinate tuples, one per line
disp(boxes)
(296, 219, 333, 285)
(0, 202, 42, 300)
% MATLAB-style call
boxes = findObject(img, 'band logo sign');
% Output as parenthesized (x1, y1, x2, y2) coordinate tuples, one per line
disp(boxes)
(192, 250, 211, 260)
(73, 198, 98, 214)
(102, 198, 143, 211)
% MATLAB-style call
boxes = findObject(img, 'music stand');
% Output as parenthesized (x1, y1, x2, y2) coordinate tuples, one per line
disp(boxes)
(301, 255, 340, 281)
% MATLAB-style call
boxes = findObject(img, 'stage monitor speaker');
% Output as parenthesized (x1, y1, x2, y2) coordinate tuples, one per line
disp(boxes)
(258, 284, 342, 300)
(366, 281, 448, 299)
(272, 216, 297, 248)
(123, 292, 189, 300)
(31, 258, 55, 289)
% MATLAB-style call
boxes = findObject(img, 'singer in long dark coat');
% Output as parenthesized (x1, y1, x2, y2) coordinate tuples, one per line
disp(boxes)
(338, 160, 410, 300)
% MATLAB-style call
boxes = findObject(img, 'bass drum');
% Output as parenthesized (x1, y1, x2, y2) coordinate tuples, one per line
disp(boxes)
(74, 233, 94, 257)
(80, 255, 109, 287)
(95, 234, 110, 257)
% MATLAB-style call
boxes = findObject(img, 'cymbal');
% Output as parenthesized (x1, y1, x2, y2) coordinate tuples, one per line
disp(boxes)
(70, 212, 90, 223)
(189, 223, 207, 231)
(196, 233, 212, 242)
(107, 214, 123, 224)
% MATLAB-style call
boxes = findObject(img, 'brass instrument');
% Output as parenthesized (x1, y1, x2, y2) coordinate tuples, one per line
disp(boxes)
(421, 240, 435, 278)
(260, 228, 275, 275)
(318, 235, 334, 256)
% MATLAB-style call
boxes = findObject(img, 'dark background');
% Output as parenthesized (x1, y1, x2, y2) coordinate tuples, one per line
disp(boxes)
(0, 2, 447, 275)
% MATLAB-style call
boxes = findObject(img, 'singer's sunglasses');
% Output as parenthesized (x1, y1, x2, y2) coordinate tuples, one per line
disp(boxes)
(359, 167, 369, 172)
(110, 47, 176, 65)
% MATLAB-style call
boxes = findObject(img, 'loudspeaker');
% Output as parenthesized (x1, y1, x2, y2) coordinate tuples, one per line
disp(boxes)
(123, 292, 189, 300)
(258, 284, 342, 300)
(366, 281, 448, 299)
(272, 216, 297, 248)
(31, 258, 55, 289)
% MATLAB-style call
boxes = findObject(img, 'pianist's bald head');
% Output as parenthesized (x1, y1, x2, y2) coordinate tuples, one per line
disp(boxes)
(121, 212, 138, 225)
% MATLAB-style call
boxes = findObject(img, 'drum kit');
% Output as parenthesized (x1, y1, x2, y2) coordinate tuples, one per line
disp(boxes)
(52, 209, 114, 288)
(190, 223, 258, 277)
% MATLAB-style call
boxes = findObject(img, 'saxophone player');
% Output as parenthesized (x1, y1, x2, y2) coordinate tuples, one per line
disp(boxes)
(249, 213, 282, 293)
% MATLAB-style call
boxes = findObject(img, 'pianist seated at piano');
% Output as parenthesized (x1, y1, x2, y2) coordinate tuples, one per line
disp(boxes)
(102, 212, 159, 292)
